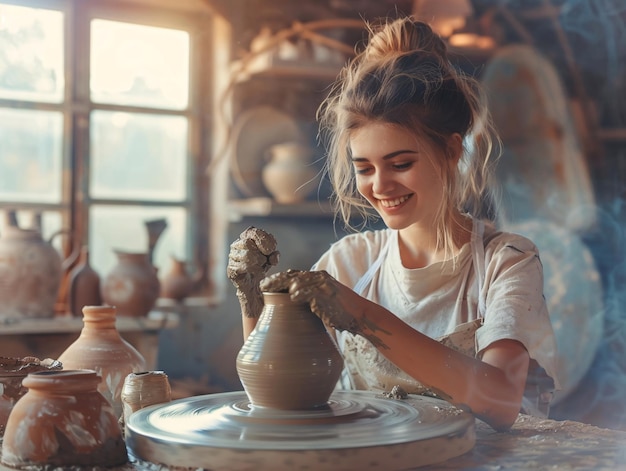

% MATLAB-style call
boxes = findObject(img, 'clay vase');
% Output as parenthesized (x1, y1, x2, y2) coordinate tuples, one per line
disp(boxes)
(67, 245, 102, 317)
(57, 305, 147, 419)
(160, 256, 195, 302)
(236, 292, 344, 410)
(0, 356, 62, 437)
(1, 369, 128, 468)
(101, 250, 160, 317)
(262, 141, 320, 204)
(0, 225, 63, 319)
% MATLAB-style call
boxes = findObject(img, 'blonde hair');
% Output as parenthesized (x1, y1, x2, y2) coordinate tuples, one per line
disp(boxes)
(317, 17, 501, 254)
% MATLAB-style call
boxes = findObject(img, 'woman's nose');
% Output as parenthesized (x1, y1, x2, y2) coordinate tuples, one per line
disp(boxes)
(372, 169, 395, 194)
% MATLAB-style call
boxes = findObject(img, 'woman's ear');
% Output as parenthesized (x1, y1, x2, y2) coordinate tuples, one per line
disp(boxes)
(446, 133, 464, 165)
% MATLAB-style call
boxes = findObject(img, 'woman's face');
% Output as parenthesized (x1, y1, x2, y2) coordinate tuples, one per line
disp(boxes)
(349, 122, 447, 231)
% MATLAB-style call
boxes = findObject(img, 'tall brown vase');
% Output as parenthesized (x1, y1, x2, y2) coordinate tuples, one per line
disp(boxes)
(67, 246, 102, 317)
(236, 292, 344, 410)
(57, 305, 147, 419)
(1, 370, 127, 468)
(101, 250, 160, 317)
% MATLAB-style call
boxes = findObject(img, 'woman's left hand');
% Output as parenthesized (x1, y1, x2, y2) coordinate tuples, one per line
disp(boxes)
(260, 269, 389, 348)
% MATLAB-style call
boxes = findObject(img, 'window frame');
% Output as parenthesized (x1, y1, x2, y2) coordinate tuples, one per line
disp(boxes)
(0, 0, 224, 303)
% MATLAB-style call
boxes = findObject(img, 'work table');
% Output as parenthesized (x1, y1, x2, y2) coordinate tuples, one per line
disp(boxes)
(0, 412, 624, 470)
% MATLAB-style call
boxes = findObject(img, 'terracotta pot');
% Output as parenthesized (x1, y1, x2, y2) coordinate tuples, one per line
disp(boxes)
(236, 292, 344, 410)
(120, 370, 171, 429)
(67, 245, 102, 317)
(0, 226, 63, 319)
(160, 256, 194, 302)
(0, 356, 62, 437)
(1, 369, 127, 468)
(262, 141, 320, 204)
(101, 250, 160, 317)
(58, 305, 147, 420)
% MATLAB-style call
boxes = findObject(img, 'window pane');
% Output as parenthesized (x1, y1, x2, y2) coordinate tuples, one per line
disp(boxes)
(0, 4, 64, 102)
(89, 205, 188, 277)
(90, 111, 188, 201)
(90, 19, 189, 109)
(0, 108, 63, 202)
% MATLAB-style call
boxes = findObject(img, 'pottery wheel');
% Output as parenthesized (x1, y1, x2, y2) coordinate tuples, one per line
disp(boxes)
(126, 390, 475, 470)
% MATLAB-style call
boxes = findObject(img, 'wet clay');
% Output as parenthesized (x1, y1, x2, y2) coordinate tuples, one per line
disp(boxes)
(227, 227, 279, 318)
(260, 269, 390, 349)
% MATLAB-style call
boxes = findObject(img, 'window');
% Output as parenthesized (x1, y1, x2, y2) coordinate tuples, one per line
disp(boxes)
(0, 0, 223, 305)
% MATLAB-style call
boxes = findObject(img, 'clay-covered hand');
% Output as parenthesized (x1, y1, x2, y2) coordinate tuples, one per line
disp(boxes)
(227, 226, 280, 318)
(260, 269, 388, 348)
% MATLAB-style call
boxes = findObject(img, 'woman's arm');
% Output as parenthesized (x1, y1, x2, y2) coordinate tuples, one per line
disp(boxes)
(360, 299, 529, 431)
(262, 269, 529, 431)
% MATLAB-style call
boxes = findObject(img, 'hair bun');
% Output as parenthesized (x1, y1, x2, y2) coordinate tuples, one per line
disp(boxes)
(365, 17, 448, 61)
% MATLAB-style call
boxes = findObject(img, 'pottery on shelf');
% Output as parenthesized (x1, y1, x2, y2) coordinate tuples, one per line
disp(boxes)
(0, 224, 64, 319)
(236, 292, 344, 410)
(0, 356, 62, 437)
(67, 245, 102, 317)
(1, 369, 128, 468)
(261, 141, 321, 204)
(101, 250, 160, 317)
(160, 256, 195, 302)
(57, 305, 147, 420)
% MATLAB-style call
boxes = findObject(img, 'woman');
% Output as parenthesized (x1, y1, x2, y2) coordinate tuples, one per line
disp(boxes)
(228, 17, 560, 432)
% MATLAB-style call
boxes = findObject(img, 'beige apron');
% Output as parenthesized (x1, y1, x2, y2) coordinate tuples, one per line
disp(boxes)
(343, 218, 554, 417)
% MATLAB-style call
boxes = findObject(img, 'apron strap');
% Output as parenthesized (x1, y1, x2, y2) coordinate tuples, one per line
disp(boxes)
(471, 218, 487, 318)
(353, 231, 394, 295)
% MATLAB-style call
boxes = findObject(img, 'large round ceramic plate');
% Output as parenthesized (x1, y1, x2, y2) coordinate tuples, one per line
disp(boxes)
(230, 106, 305, 197)
(126, 390, 475, 471)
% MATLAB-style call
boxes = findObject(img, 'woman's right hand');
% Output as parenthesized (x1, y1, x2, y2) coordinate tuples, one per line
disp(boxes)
(227, 226, 279, 319)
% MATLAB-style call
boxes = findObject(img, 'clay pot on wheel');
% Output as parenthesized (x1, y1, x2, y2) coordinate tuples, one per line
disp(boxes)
(101, 250, 160, 317)
(1, 369, 128, 468)
(236, 292, 344, 410)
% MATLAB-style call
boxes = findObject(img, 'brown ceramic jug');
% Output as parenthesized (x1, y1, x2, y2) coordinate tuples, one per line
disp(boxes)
(57, 305, 147, 419)
(0, 225, 64, 319)
(1, 369, 128, 468)
(236, 292, 344, 410)
(101, 250, 160, 317)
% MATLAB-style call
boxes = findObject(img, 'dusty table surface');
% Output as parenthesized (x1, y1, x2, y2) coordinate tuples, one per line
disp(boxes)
(1, 413, 625, 470)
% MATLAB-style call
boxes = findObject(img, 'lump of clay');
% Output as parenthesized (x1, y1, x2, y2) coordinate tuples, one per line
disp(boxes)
(227, 226, 279, 318)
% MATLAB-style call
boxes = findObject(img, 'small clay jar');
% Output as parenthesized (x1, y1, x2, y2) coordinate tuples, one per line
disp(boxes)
(101, 250, 160, 317)
(120, 370, 171, 429)
(160, 256, 194, 302)
(1, 369, 128, 468)
(58, 305, 147, 420)
(0, 356, 62, 437)
(236, 292, 344, 410)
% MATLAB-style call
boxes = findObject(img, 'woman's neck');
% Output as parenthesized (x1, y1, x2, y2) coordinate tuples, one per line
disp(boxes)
(398, 213, 472, 269)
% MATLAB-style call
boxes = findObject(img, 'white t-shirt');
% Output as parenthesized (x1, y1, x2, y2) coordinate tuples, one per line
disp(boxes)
(312, 220, 561, 399)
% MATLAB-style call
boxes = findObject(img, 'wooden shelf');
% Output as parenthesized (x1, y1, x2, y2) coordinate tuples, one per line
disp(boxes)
(231, 58, 342, 84)
(0, 311, 180, 335)
(228, 197, 334, 221)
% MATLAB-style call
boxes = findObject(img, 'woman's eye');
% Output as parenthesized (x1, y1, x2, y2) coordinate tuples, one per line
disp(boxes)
(393, 162, 413, 170)
(354, 166, 372, 175)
